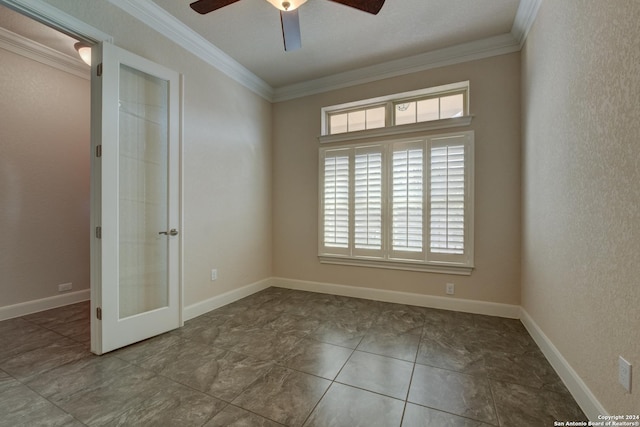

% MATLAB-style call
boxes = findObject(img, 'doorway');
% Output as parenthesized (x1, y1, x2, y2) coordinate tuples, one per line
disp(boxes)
(0, 4, 91, 326)
(0, 0, 183, 354)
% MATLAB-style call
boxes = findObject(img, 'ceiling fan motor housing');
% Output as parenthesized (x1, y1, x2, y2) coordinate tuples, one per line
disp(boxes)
(189, 0, 385, 51)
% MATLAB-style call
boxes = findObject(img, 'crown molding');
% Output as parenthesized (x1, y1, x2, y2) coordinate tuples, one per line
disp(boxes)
(272, 33, 520, 102)
(1, 0, 541, 103)
(0, 26, 90, 79)
(103, 0, 537, 103)
(511, 0, 543, 48)
(0, 0, 113, 44)
(107, 0, 274, 101)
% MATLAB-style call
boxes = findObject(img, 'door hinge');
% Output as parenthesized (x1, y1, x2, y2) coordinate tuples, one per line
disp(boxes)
(97, 63, 103, 77)
(96, 145, 102, 158)
(96, 307, 102, 320)
(95, 226, 102, 239)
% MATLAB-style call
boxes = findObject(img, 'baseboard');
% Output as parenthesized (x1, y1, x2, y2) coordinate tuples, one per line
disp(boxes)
(271, 277, 520, 319)
(182, 278, 273, 321)
(0, 289, 90, 321)
(272, 278, 606, 416)
(520, 308, 608, 419)
(0, 278, 271, 322)
(1, 277, 604, 419)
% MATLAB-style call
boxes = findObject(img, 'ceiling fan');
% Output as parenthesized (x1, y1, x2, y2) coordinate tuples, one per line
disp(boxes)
(190, 0, 386, 51)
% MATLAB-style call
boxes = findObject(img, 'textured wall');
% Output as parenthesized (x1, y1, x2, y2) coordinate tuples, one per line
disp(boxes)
(0, 48, 90, 306)
(521, 0, 640, 414)
(273, 53, 522, 305)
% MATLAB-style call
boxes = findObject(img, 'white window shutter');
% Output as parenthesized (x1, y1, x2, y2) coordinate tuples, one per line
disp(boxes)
(323, 153, 350, 249)
(430, 142, 466, 255)
(391, 144, 424, 256)
(354, 150, 383, 251)
(428, 132, 473, 265)
(319, 131, 473, 271)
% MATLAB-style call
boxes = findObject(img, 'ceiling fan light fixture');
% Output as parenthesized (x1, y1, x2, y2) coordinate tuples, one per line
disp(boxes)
(265, 0, 307, 11)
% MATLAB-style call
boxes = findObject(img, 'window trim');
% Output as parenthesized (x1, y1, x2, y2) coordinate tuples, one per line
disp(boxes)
(318, 129, 475, 275)
(318, 255, 473, 276)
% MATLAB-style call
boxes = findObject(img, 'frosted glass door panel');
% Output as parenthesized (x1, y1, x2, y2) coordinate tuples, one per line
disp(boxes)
(118, 64, 169, 319)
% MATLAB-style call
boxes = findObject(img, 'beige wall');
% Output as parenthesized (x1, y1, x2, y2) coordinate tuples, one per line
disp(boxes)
(521, 0, 640, 414)
(4, 0, 638, 415)
(273, 53, 521, 305)
(0, 48, 90, 306)
(34, 0, 273, 309)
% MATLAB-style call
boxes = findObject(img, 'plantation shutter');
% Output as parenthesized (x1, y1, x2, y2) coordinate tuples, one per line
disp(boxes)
(391, 142, 424, 259)
(319, 131, 473, 271)
(323, 151, 350, 250)
(428, 132, 473, 264)
(354, 148, 383, 254)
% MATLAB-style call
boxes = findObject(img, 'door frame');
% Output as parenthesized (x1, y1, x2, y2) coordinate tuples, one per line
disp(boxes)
(0, 0, 185, 352)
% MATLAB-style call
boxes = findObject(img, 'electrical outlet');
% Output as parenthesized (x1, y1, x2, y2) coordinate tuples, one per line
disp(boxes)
(211, 269, 218, 281)
(619, 356, 632, 392)
(446, 283, 455, 295)
(58, 282, 73, 292)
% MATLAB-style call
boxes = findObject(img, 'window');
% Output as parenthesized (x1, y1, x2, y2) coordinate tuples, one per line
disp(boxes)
(394, 92, 465, 125)
(329, 105, 386, 134)
(322, 151, 350, 250)
(322, 81, 469, 136)
(319, 131, 474, 274)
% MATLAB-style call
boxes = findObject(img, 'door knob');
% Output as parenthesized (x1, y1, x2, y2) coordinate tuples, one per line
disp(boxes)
(159, 229, 179, 236)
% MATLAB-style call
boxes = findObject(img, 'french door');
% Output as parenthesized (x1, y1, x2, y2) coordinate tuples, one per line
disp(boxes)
(90, 42, 182, 355)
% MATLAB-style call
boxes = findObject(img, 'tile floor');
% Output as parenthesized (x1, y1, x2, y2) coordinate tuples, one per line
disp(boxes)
(0, 287, 587, 426)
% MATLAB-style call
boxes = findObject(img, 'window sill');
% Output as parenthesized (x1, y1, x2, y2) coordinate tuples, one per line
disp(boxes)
(318, 116, 473, 144)
(318, 255, 473, 276)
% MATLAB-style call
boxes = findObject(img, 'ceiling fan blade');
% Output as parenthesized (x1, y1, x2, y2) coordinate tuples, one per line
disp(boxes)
(190, 0, 241, 14)
(327, 0, 385, 14)
(280, 10, 302, 52)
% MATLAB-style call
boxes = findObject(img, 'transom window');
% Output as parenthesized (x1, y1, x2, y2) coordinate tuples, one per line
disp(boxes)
(329, 105, 386, 134)
(394, 92, 465, 125)
(323, 81, 469, 136)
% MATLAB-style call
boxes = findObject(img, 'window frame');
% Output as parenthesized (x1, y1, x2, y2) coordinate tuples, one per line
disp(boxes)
(392, 89, 468, 126)
(321, 81, 470, 137)
(327, 103, 388, 135)
(318, 130, 475, 276)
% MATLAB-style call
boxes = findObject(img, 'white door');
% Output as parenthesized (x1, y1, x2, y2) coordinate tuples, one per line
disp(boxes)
(90, 42, 182, 355)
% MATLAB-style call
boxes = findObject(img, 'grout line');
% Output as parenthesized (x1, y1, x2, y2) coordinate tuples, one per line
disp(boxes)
(488, 380, 503, 427)
(299, 378, 334, 427)
(297, 337, 360, 425)
(0, 290, 579, 426)
(221, 404, 287, 426)
(332, 380, 407, 402)
(399, 401, 409, 427)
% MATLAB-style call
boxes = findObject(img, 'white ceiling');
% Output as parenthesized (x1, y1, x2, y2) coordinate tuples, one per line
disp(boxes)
(152, 0, 521, 88)
(0, 3, 80, 58)
(0, 0, 537, 101)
